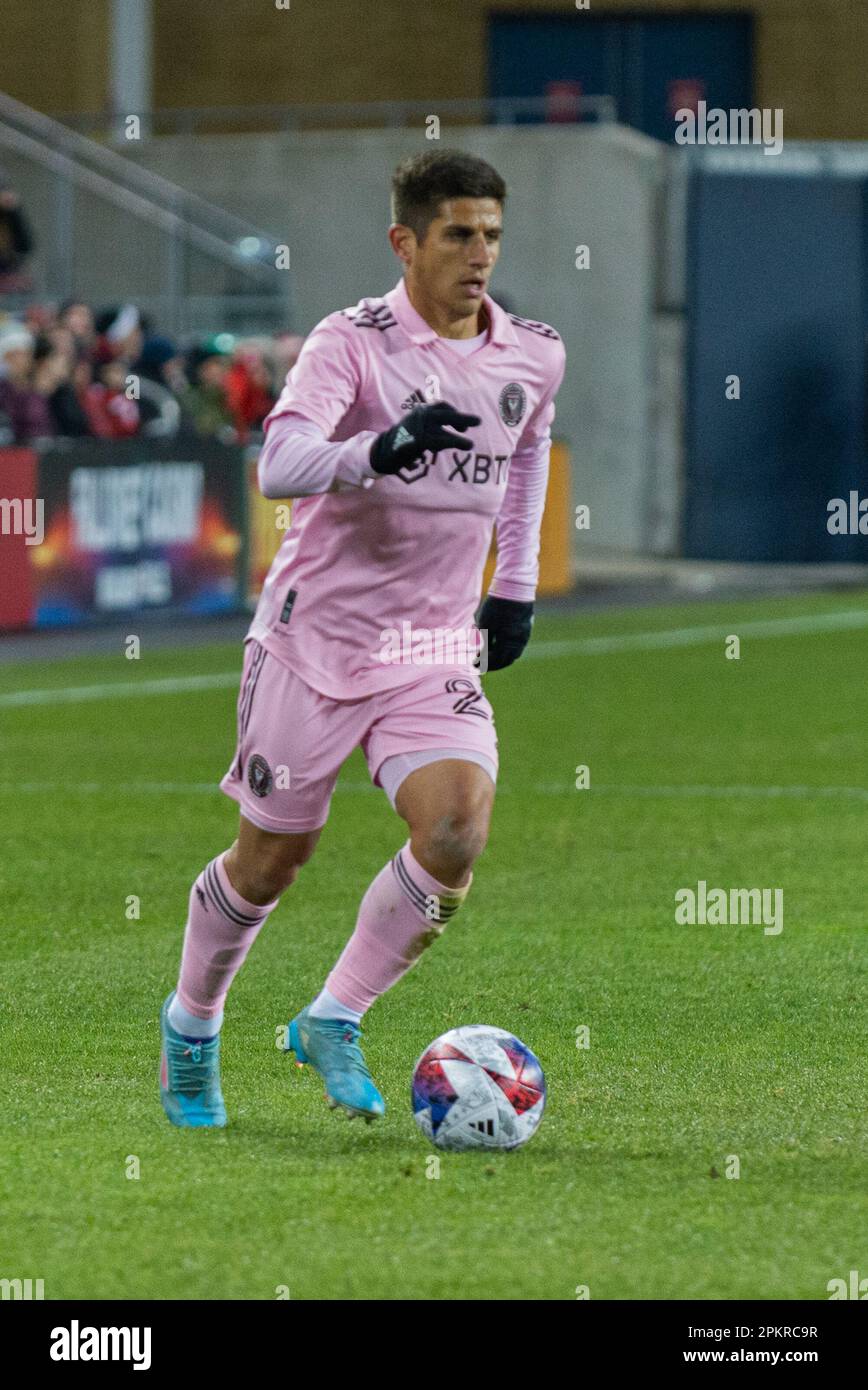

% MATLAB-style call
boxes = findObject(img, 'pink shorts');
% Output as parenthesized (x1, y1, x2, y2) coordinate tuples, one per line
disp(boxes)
(220, 640, 499, 833)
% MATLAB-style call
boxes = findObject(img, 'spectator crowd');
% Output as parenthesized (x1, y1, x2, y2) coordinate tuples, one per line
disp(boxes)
(0, 298, 304, 448)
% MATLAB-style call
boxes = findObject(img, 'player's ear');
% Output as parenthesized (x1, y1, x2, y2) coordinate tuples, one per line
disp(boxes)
(388, 222, 416, 265)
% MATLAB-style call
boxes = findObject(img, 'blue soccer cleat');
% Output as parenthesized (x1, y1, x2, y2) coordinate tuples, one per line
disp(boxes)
(285, 1006, 385, 1121)
(159, 992, 227, 1128)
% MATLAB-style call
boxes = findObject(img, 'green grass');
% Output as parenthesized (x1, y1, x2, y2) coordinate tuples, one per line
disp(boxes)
(1, 590, 866, 1300)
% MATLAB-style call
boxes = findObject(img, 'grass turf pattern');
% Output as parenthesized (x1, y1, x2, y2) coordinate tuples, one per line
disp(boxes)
(1, 590, 865, 1299)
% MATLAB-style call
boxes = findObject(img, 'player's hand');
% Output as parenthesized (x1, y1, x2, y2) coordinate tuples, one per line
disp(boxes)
(369, 400, 481, 475)
(475, 595, 535, 671)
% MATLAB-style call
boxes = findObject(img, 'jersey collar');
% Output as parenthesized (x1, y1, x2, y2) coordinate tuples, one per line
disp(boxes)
(385, 277, 519, 349)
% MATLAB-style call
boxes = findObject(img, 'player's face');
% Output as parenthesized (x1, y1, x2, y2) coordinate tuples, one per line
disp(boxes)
(412, 198, 503, 316)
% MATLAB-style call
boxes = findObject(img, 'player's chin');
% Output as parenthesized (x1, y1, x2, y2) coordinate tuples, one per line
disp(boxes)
(453, 289, 485, 314)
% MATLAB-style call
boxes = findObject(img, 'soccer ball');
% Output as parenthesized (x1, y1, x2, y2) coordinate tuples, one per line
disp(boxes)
(411, 1024, 546, 1151)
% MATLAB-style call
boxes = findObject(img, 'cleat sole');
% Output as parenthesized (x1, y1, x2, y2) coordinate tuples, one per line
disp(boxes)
(324, 1092, 381, 1122)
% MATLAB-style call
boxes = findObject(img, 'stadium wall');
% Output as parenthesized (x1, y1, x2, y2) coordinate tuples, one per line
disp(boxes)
(1, 0, 866, 142)
(129, 123, 668, 555)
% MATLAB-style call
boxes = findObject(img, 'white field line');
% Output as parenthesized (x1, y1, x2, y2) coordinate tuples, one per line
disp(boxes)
(0, 606, 866, 709)
(0, 672, 237, 707)
(2, 781, 868, 802)
(526, 606, 868, 657)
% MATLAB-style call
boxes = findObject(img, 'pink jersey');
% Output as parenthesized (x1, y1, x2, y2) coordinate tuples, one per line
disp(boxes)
(248, 276, 566, 698)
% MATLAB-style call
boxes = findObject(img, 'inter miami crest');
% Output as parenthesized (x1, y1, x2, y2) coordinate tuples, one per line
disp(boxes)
(247, 754, 273, 798)
(499, 382, 527, 427)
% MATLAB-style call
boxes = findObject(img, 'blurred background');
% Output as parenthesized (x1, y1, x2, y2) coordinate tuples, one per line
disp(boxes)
(1, 0, 867, 636)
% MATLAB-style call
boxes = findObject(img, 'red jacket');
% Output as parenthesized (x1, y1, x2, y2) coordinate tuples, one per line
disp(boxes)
(82, 384, 140, 438)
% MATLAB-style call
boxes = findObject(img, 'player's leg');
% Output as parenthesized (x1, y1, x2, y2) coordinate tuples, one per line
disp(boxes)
(287, 674, 498, 1120)
(223, 815, 322, 905)
(285, 758, 493, 1122)
(160, 643, 346, 1128)
(170, 816, 321, 1034)
(315, 755, 494, 1022)
(395, 756, 494, 886)
(160, 820, 320, 1130)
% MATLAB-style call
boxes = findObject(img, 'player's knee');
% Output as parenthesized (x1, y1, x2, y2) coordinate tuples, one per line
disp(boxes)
(247, 858, 300, 902)
(225, 829, 318, 905)
(225, 856, 290, 906)
(423, 802, 490, 879)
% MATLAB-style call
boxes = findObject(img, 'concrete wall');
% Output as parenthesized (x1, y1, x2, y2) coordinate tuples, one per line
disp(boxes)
(129, 122, 667, 554)
(0, 137, 290, 341)
(1, 0, 866, 142)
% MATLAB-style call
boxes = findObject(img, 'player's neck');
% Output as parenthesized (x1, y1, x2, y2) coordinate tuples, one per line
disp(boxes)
(404, 279, 488, 340)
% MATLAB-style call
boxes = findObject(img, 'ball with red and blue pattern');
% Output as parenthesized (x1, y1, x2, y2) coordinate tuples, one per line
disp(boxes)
(411, 1024, 546, 1151)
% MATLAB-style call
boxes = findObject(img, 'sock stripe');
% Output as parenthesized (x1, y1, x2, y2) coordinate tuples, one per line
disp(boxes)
(204, 859, 266, 928)
(435, 902, 462, 920)
(391, 850, 430, 915)
(391, 851, 465, 923)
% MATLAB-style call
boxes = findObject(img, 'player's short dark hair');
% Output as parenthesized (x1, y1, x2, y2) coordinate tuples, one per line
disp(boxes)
(391, 150, 507, 241)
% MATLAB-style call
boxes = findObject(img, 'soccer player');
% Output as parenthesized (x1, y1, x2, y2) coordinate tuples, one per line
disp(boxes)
(160, 150, 566, 1126)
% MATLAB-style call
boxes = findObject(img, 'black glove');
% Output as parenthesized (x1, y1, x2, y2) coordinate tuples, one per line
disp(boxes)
(475, 595, 535, 671)
(370, 400, 481, 475)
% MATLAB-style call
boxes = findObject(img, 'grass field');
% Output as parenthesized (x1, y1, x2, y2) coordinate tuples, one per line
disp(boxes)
(1, 589, 866, 1301)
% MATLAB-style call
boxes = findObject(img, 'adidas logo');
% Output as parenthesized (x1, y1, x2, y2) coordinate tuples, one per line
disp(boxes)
(470, 1117, 495, 1136)
(392, 425, 414, 451)
(400, 387, 428, 411)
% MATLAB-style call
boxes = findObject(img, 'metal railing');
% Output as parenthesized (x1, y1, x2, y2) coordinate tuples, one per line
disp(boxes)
(52, 94, 618, 139)
(0, 90, 291, 336)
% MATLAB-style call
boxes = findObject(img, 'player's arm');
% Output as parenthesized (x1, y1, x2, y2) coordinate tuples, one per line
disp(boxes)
(258, 317, 376, 498)
(258, 316, 480, 499)
(258, 412, 376, 498)
(477, 344, 567, 670)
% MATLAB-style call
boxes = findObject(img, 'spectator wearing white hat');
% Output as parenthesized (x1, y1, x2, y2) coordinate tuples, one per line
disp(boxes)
(94, 304, 144, 365)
